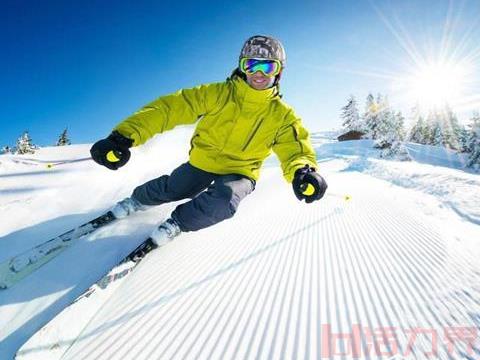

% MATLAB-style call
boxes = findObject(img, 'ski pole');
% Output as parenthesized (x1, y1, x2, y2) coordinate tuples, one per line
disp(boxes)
(301, 183, 351, 201)
(46, 150, 120, 168)
(46, 157, 93, 169)
(327, 193, 352, 201)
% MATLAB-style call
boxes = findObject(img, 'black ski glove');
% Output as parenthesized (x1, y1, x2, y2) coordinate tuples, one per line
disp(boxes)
(90, 131, 133, 170)
(292, 165, 328, 203)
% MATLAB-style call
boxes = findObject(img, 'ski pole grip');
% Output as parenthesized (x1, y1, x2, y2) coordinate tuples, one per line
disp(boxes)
(106, 150, 121, 163)
(300, 182, 315, 196)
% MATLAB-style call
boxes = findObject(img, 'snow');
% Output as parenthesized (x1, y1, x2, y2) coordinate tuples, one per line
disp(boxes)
(1, 129, 480, 359)
(404, 142, 472, 169)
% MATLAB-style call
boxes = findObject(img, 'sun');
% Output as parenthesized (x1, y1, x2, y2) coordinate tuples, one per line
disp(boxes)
(406, 60, 470, 110)
(367, 0, 480, 115)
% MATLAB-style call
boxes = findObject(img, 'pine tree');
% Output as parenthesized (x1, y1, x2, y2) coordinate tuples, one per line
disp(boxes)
(380, 140, 411, 161)
(56, 128, 71, 146)
(432, 120, 443, 146)
(408, 104, 428, 144)
(395, 111, 406, 141)
(458, 126, 470, 153)
(364, 93, 381, 139)
(374, 109, 406, 150)
(359, 93, 407, 158)
(374, 109, 394, 148)
(340, 95, 363, 132)
(424, 111, 439, 145)
(436, 106, 456, 149)
(376, 109, 410, 160)
(15, 131, 37, 155)
(466, 112, 480, 169)
(419, 117, 429, 144)
(409, 116, 428, 144)
(444, 106, 461, 150)
(422, 106, 462, 149)
(421, 116, 433, 145)
(408, 105, 423, 143)
(1, 145, 12, 154)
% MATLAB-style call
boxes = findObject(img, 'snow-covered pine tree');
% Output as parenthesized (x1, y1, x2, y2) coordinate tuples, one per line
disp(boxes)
(431, 120, 444, 146)
(458, 126, 470, 153)
(424, 107, 461, 149)
(375, 109, 410, 160)
(375, 94, 390, 140)
(16, 131, 37, 154)
(1, 145, 12, 154)
(363, 93, 381, 139)
(374, 107, 394, 148)
(375, 107, 406, 152)
(380, 140, 411, 161)
(395, 111, 406, 141)
(408, 105, 427, 144)
(421, 120, 432, 144)
(466, 112, 480, 169)
(424, 110, 439, 145)
(410, 117, 428, 144)
(56, 128, 71, 146)
(341, 95, 363, 132)
(443, 105, 461, 150)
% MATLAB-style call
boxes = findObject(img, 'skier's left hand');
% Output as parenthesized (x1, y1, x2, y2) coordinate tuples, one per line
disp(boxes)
(292, 165, 328, 203)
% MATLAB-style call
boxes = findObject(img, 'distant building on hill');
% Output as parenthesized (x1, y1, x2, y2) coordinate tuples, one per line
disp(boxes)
(337, 130, 365, 141)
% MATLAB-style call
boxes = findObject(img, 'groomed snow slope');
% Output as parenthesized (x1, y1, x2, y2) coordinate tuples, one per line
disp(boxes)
(2, 128, 480, 359)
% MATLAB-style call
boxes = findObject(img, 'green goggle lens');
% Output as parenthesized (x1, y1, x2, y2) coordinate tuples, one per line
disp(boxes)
(240, 58, 281, 77)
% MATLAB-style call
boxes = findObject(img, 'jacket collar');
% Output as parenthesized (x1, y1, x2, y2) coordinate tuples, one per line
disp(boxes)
(231, 76, 279, 103)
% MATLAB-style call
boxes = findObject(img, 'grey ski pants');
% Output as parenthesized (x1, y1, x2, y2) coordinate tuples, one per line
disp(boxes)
(131, 162, 255, 232)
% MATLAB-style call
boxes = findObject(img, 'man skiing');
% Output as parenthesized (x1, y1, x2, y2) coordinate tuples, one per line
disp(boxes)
(90, 35, 327, 247)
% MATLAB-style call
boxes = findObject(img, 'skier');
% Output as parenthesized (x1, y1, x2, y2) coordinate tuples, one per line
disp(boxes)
(90, 35, 328, 247)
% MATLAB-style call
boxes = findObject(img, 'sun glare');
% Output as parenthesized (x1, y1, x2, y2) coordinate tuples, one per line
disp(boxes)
(368, 1, 480, 116)
(407, 61, 469, 109)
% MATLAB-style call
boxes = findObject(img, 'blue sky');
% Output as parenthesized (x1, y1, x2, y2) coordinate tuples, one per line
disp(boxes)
(1, 0, 479, 146)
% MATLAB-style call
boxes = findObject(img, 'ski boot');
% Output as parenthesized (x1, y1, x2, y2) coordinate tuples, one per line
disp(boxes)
(111, 197, 147, 219)
(150, 218, 181, 247)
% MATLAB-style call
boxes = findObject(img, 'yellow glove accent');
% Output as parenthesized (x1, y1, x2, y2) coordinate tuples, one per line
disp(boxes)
(302, 183, 315, 196)
(106, 150, 120, 163)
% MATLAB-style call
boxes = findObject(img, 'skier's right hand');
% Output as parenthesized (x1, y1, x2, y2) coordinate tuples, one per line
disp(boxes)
(90, 131, 134, 170)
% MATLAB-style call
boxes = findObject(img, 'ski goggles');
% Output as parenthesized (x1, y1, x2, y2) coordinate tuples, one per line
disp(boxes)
(239, 58, 282, 77)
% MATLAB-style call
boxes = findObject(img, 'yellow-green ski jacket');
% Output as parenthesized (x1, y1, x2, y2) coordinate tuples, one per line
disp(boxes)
(114, 75, 318, 182)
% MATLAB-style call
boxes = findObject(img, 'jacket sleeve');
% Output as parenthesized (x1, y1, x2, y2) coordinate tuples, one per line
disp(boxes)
(114, 82, 222, 146)
(272, 109, 318, 183)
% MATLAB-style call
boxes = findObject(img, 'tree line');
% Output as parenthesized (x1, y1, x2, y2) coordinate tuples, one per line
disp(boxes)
(1, 129, 71, 155)
(340, 94, 480, 169)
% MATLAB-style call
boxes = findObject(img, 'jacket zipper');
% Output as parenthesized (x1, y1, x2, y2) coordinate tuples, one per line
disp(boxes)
(242, 118, 264, 152)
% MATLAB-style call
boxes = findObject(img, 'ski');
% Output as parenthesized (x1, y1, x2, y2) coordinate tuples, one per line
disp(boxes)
(0, 211, 117, 289)
(75, 237, 157, 301)
(15, 237, 157, 360)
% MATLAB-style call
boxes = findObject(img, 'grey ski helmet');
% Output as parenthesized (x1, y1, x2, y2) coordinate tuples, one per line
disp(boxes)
(239, 35, 286, 67)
